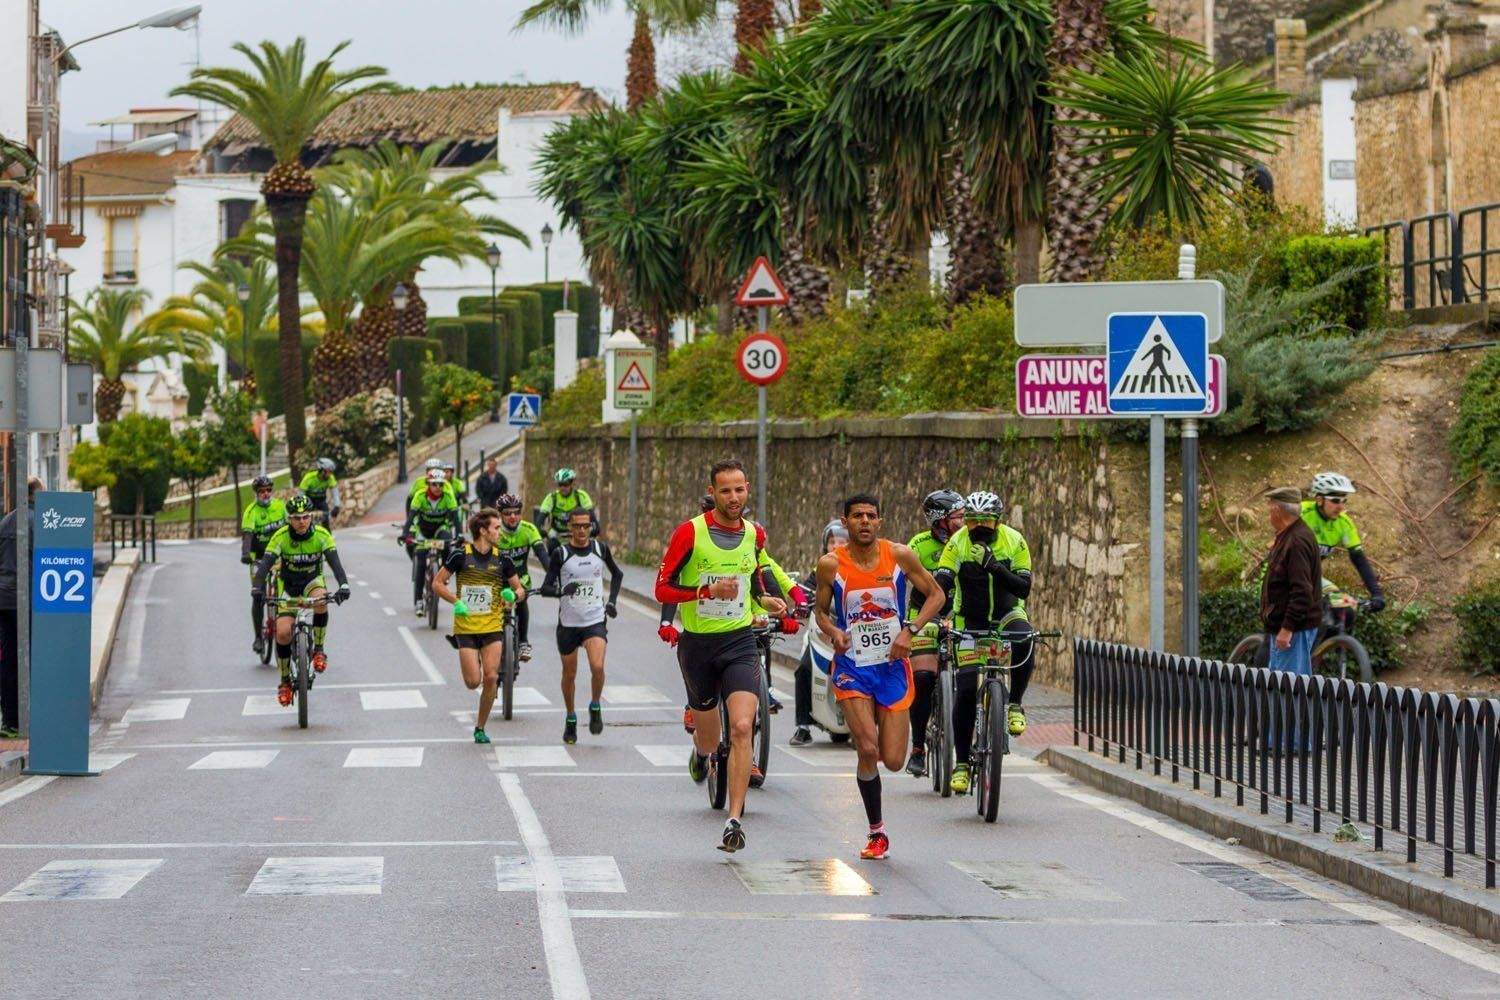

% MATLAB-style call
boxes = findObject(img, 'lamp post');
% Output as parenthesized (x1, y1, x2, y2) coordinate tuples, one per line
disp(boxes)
(540, 223, 553, 283)
(486, 243, 502, 421)
(236, 281, 251, 388)
(393, 283, 410, 482)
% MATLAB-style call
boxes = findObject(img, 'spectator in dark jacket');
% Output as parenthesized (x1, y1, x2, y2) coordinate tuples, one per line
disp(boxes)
(1260, 486, 1323, 676)
(1, 477, 42, 738)
(475, 459, 508, 510)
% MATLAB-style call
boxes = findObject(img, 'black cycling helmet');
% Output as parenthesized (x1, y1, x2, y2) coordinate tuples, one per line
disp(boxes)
(285, 494, 314, 516)
(921, 489, 965, 525)
(699, 492, 715, 513)
(496, 493, 522, 511)
(251, 474, 274, 490)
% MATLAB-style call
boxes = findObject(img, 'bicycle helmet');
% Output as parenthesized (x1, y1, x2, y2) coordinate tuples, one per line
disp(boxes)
(822, 518, 850, 551)
(921, 489, 965, 525)
(441, 459, 456, 471)
(285, 494, 314, 516)
(699, 492, 715, 513)
(424, 458, 443, 471)
(496, 493, 522, 511)
(555, 468, 576, 485)
(316, 457, 335, 472)
(251, 474, 274, 490)
(1310, 472, 1355, 498)
(965, 490, 1002, 516)
(425, 468, 445, 485)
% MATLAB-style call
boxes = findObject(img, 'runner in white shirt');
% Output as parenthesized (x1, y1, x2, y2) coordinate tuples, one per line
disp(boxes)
(540, 508, 625, 744)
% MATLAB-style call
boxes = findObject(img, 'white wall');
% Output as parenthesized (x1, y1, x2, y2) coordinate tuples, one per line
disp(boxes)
(0, 0, 27, 145)
(58, 197, 178, 310)
(1321, 78, 1359, 228)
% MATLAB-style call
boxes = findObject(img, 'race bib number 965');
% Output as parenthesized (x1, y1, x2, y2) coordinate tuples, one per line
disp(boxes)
(850, 618, 901, 666)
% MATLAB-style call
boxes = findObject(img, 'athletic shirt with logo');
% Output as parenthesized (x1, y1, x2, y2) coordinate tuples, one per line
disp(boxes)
(557, 541, 608, 628)
(497, 519, 544, 586)
(831, 540, 910, 669)
(905, 529, 946, 623)
(263, 524, 337, 584)
(444, 543, 517, 635)
(540, 488, 594, 534)
(938, 524, 1031, 629)
(242, 499, 287, 551)
(1300, 499, 1362, 556)
(410, 489, 459, 534)
(677, 514, 759, 634)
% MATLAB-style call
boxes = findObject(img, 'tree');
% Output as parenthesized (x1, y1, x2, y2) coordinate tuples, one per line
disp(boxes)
(99, 414, 176, 515)
(69, 288, 208, 423)
(154, 257, 278, 392)
(422, 363, 494, 475)
(173, 39, 393, 468)
(171, 425, 220, 539)
(204, 387, 265, 522)
(68, 440, 116, 493)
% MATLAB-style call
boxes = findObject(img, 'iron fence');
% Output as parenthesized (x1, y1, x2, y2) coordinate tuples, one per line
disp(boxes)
(109, 514, 157, 563)
(1073, 639, 1500, 890)
(1365, 202, 1500, 311)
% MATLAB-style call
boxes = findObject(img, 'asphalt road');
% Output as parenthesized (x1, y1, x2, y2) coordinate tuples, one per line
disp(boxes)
(3, 535, 1500, 999)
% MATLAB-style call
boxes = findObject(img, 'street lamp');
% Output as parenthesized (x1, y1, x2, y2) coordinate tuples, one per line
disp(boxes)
(540, 223, 553, 283)
(393, 282, 410, 482)
(236, 282, 251, 387)
(486, 243, 502, 421)
(392, 281, 410, 313)
(56, 5, 203, 61)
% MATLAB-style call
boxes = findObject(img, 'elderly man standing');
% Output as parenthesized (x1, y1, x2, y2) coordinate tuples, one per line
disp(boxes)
(1261, 486, 1323, 676)
(475, 458, 508, 511)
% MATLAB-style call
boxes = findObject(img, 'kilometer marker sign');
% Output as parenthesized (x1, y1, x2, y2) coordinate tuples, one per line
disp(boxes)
(1016, 354, 1224, 418)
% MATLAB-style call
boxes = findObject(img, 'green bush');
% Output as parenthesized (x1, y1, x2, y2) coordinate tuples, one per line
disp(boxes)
(501, 290, 544, 356)
(388, 336, 444, 435)
(1282, 235, 1386, 332)
(514, 344, 553, 397)
(1451, 348, 1500, 484)
(433, 322, 467, 373)
(1455, 580, 1500, 674)
(98, 413, 175, 514)
(1199, 586, 1262, 661)
(540, 362, 604, 430)
(303, 388, 400, 476)
(458, 314, 504, 386)
(525, 282, 602, 357)
(1351, 602, 1427, 674)
(250, 334, 319, 416)
(182, 362, 218, 417)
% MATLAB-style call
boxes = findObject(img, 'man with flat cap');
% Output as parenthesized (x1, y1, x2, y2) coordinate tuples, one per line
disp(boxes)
(1261, 486, 1322, 678)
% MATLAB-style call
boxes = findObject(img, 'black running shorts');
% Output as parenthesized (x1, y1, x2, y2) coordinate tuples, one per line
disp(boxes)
(677, 628, 761, 711)
(557, 622, 608, 656)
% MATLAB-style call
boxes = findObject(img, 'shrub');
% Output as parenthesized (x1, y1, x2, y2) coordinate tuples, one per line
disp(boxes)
(514, 344, 554, 397)
(68, 440, 116, 492)
(1451, 348, 1500, 484)
(303, 388, 400, 477)
(388, 336, 443, 434)
(1456, 581, 1500, 675)
(250, 334, 318, 417)
(882, 296, 1022, 414)
(1199, 586, 1262, 660)
(423, 363, 495, 471)
(1282, 235, 1386, 332)
(1351, 602, 1427, 674)
(432, 322, 467, 373)
(542, 362, 605, 430)
(99, 413, 175, 514)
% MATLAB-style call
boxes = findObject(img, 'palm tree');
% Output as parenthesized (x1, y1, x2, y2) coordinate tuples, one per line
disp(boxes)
(734, 0, 776, 73)
(69, 288, 209, 423)
(1044, 0, 1112, 282)
(154, 257, 278, 390)
(516, 0, 716, 110)
(172, 39, 393, 466)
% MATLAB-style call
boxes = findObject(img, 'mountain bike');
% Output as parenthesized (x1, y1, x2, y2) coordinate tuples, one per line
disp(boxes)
(396, 534, 449, 631)
(272, 595, 337, 730)
(746, 616, 792, 789)
(258, 595, 276, 666)
(1228, 581, 1373, 682)
(500, 595, 519, 721)
(941, 623, 1060, 823)
(925, 628, 957, 798)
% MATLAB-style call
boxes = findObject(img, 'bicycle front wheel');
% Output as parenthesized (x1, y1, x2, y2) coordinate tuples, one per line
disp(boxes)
(1314, 634, 1373, 683)
(708, 704, 729, 810)
(931, 671, 954, 797)
(258, 608, 273, 665)
(980, 679, 1007, 823)
(294, 632, 310, 730)
(1228, 634, 1264, 666)
(751, 652, 771, 789)
(501, 616, 518, 721)
(425, 578, 439, 631)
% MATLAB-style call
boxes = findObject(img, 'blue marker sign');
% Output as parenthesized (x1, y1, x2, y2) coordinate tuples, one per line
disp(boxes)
(506, 392, 542, 427)
(27, 491, 96, 776)
(1106, 312, 1210, 415)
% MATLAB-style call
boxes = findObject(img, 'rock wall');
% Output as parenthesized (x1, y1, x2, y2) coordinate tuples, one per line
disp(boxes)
(1447, 59, 1500, 213)
(1355, 83, 1431, 229)
(525, 415, 1156, 690)
(1266, 100, 1325, 218)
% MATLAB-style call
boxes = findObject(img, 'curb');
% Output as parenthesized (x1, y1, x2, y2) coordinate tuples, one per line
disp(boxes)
(1041, 743, 1500, 943)
(90, 548, 142, 708)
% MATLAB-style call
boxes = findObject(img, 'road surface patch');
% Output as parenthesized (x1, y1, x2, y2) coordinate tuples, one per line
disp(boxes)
(2, 859, 163, 901)
(1178, 862, 1314, 902)
(246, 856, 384, 896)
(950, 861, 1123, 901)
(188, 750, 279, 770)
(494, 856, 625, 893)
(728, 859, 875, 896)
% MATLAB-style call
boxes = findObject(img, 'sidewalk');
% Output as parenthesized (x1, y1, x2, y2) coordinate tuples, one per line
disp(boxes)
(362, 419, 522, 527)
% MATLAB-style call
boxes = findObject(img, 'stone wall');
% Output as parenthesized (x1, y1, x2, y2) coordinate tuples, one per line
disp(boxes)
(1447, 58, 1500, 212)
(1354, 83, 1431, 227)
(524, 415, 1158, 691)
(1266, 100, 1325, 218)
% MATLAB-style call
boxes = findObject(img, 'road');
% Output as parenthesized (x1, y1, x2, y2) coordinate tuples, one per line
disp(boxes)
(2, 535, 1499, 999)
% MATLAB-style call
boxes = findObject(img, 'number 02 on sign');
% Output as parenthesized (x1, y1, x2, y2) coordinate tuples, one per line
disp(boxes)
(737, 332, 788, 386)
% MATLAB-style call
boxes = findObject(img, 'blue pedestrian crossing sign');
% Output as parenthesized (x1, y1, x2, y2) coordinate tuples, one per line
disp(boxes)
(1106, 312, 1210, 415)
(506, 392, 542, 427)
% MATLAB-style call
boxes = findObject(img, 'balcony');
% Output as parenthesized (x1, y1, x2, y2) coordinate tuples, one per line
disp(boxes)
(103, 248, 138, 283)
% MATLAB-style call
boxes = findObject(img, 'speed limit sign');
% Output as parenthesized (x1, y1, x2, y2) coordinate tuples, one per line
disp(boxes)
(736, 332, 788, 386)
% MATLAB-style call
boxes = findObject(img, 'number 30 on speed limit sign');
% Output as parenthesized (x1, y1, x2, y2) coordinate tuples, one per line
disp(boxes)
(736, 332, 788, 386)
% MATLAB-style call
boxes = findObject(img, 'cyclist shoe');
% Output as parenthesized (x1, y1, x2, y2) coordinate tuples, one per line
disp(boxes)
(788, 727, 812, 747)
(276, 682, 294, 707)
(1007, 703, 1027, 737)
(473, 727, 491, 745)
(589, 703, 603, 736)
(719, 817, 746, 853)
(950, 763, 971, 794)
(682, 706, 696, 734)
(413, 601, 425, 617)
(519, 642, 533, 662)
(906, 747, 927, 777)
(750, 763, 764, 788)
(688, 748, 708, 783)
(311, 650, 328, 673)
(563, 715, 578, 745)
(860, 829, 891, 860)
(0, 725, 20, 740)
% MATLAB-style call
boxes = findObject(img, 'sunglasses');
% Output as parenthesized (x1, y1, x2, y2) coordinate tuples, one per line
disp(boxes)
(1322, 496, 1348, 504)
(966, 515, 999, 524)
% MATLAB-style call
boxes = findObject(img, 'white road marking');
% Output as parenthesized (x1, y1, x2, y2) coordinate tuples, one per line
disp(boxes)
(0, 776, 57, 809)
(355, 580, 369, 588)
(358, 689, 428, 711)
(88, 753, 135, 772)
(383, 607, 396, 617)
(159, 539, 189, 546)
(246, 856, 384, 896)
(0, 840, 517, 850)
(188, 750, 279, 770)
(2, 859, 163, 901)
(496, 772, 590, 999)
(603, 685, 668, 705)
(361, 532, 383, 541)
(1030, 772, 1500, 976)
(343, 747, 424, 768)
(512, 687, 551, 706)
(158, 681, 442, 694)
(778, 745, 850, 767)
(122, 698, 190, 723)
(494, 856, 626, 893)
(571, 909, 1381, 927)
(397, 626, 447, 685)
(950, 861, 1124, 901)
(531, 771, 854, 778)
(494, 746, 576, 769)
(116, 736, 520, 749)
(729, 859, 874, 896)
(241, 695, 288, 717)
(368, 591, 383, 600)
(635, 745, 688, 767)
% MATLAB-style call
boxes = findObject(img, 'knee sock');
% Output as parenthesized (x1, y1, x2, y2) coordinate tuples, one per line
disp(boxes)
(313, 611, 328, 649)
(857, 771, 882, 829)
(276, 643, 292, 678)
(909, 671, 936, 749)
(251, 597, 264, 636)
(953, 670, 979, 763)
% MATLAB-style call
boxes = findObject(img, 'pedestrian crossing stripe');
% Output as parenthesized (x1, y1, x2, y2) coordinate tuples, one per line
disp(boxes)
(1106, 312, 1209, 414)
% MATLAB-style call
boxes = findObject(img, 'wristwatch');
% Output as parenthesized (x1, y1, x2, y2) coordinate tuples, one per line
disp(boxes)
(905, 621, 923, 637)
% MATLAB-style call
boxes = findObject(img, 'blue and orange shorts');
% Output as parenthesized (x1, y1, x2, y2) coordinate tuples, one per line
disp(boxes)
(831, 658, 914, 711)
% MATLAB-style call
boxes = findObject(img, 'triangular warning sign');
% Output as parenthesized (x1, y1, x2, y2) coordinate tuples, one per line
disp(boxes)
(617, 361, 650, 393)
(509, 396, 538, 422)
(1110, 317, 1205, 399)
(734, 256, 790, 307)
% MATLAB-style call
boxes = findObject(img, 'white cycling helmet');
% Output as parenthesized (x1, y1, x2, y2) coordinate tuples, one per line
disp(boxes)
(1309, 472, 1355, 498)
(316, 457, 336, 472)
(822, 518, 849, 550)
(425, 468, 446, 484)
(424, 458, 443, 471)
(965, 490, 1003, 516)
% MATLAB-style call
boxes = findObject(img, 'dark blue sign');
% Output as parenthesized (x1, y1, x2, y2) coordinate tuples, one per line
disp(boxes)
(1106, 312, 1210, 415)
(27, 491, 95, 776)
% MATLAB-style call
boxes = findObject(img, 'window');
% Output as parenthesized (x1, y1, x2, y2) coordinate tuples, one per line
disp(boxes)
(104, 215, 137, 282)
(220, 199, 255, 243)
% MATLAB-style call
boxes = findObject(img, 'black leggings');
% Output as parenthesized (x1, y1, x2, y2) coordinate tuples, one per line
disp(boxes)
(953, 626, 1034, 764)
(794, 651, 813, 727)
(408, 532, 452, 603)
(516, 597, 530, 644)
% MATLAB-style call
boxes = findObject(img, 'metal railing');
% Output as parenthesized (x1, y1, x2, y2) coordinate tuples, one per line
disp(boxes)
(103, 248, 137, 283)
(1364, 202, 1500, 311)
(109, 514, 157, 563)
(1074, 639, 1500, 890)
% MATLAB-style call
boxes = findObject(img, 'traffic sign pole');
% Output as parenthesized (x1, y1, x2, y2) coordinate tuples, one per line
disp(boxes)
(1179, 245, 1201, 656)
(1149, 415, 1165, 652)
(756, 306, 769, 527)
(628, 410, 639, 556)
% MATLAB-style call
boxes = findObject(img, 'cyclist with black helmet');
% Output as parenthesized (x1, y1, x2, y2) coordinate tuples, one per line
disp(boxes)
(297, 458, 341, 527)
(536, 468, 597, 549)
(1303, 472, 1385, 614)
(934, 490, 1035, 795)
(904, 488, 966, 777)
(401, 468, 463, 615)
(251, 495, 351, 707)
(495, 494, 549, 662)
(240, 475, 286, 656)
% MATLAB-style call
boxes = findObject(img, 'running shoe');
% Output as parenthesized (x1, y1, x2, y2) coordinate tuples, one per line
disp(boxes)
(905, 747, 927, 778)
(311, 650, 328, 673)
(563, 715, 578, 745)
(682, 706, 696, 734)
(276, 681, 294, 707)
(750, 763, 764, 788)
(860, 829, 891, 860)
(950, 763, 970, 794)
(688, 749, 708, 783)
(519, 642, 533, 662)
(1007, 703, 1027, 737)
(588, 703, 603, 736)
(0, 725, 20, 740)
(473, 727, 491, 745)
(413, 601, 425, 617)
(788, 727, 812, 747)
(718, 817, 746, 853)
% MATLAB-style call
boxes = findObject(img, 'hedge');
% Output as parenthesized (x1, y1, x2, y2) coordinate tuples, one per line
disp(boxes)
(182, 361, 218, 417)
(432, 321, 468, 374)
(460, 291, 543, 359)
(388, 336, 444, 434)
(462, 282, 602, 358)
(1282, 234, 1386, 332)
(251, 333, 319, 417)
(1450, 347, 1500, 485)
(1456, 581, 1500, 674)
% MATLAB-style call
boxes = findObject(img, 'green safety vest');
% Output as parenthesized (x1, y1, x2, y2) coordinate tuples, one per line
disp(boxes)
(678, 514, 758, 635)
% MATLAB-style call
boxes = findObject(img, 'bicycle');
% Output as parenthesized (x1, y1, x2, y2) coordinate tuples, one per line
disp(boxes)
(398, 534, 449, 631)
(499, 594, 520, 722)
(271, 595, 336, 730)
(1228, 581, 1373, 682)
(704, 616, 786, 808)
(939, 623, 1060, 823)
(924, 629, 957, 798)
(257, 594, 276, 666)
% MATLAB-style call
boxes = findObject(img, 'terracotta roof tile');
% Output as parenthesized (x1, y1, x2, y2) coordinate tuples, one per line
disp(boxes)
(67, 149, 198, 197)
